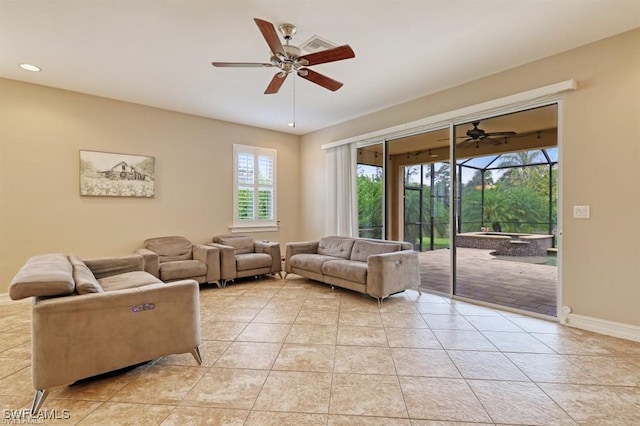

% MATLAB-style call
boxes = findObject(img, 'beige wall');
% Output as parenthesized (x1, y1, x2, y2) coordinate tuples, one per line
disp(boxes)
(0, 79, 300, 292)
(300, 29, 640, 326)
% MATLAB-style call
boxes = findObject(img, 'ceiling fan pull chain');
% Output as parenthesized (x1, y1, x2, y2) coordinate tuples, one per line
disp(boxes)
(288, 76, 296, 128)
(292, 76, 296, 127)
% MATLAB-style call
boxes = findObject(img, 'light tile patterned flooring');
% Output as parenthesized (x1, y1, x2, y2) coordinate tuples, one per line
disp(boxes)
(2, 276, 640, 425)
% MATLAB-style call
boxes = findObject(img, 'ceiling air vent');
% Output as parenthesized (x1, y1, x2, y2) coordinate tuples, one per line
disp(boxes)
(300, 35, 337, 53)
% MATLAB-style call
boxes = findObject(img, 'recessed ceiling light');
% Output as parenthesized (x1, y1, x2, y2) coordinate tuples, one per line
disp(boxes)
(19, 63, 41, 72)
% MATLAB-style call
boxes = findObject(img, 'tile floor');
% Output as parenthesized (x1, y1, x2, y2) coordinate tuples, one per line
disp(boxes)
(2, 276, 640, 425)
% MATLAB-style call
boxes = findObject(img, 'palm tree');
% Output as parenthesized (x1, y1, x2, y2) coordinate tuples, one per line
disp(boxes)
(498, 150, 540, 184)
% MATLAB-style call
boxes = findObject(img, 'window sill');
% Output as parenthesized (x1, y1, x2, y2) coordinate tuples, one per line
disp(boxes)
(229, 224, 279, 233)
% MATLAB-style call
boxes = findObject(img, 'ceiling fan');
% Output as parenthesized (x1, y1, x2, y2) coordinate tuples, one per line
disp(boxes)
(458, 121, 517, 148)
(211, 18, 355, 94)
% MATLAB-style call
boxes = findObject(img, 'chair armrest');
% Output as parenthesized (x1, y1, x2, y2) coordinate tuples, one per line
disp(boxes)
(135, 248, 159, 278)
(31, 279, 201, 390)
(254, 241, 282, 274)
(286, 241, 319, 256)
(366, 250, 419, 299)
(192, 244, 220, 283)
(285, 241, 319, 272)
(84, 254, 144, 280)
(207, 243, 236, 280)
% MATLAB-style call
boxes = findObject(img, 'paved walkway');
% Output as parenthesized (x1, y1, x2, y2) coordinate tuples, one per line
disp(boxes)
(418, 248, 557, 317)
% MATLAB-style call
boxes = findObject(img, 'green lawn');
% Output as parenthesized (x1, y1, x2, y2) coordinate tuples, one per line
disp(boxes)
(421, 237, 450, 249)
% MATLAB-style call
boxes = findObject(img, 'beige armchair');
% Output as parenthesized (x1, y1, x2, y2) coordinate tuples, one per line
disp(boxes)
(208, 235, 282, 287)
(137, 236, 221, 287)
(8, 253, 202, 414)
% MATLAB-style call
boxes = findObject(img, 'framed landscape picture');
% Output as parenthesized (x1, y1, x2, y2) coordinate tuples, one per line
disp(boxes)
(79, 150, 155, 197)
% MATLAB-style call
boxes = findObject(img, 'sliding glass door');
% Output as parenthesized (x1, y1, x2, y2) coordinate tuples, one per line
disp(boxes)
(386, 129, 452, 294)
(453, 105, 559, 316)
(353, 103, 559, 317)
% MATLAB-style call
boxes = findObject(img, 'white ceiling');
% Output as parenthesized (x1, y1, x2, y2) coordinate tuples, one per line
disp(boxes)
(2, 1, 639, 135)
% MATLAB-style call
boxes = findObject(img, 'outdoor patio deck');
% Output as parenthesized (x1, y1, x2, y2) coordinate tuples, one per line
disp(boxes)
(418, 247, 557, 317)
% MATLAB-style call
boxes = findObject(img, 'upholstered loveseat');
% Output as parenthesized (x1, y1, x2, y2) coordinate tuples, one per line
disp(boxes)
(285, 236, 420, 304)
(8, 253, 202, 414)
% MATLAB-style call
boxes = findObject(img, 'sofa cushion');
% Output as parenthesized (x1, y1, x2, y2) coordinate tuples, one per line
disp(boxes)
(290, 253, 334, 274)
(236, 253, 272, 271)
(350, 240, 401, 262)
(83, 254, 144, 280)
(99, 271, 163, 291)
(318, 237, 355, 259)
(69, 255, 103, 294)
(219, 236, 254, 255)
(321, 259, 368, 284)
(159, 260, 206, 281)
(9, 254, 75, 300)
(25, 253, 67, 265)
(145, 236, 193, 262)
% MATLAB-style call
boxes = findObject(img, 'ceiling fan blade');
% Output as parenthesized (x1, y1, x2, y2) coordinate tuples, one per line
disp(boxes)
(438, 135, 468, 141)
(254, 18, 285, 58)
(486, 137, 503, 146)
(486, 131, 517, 137)
(298, 45, 355, 66)
(211, 62, 273, 68)
(298, 68, 343, 91)
(457, 138, 474, 148)
(264, 72, 288, 94)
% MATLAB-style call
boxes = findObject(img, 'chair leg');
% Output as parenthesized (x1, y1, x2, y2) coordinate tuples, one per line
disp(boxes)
(190, 346, 203, 365)
(31, 389, 48, 415)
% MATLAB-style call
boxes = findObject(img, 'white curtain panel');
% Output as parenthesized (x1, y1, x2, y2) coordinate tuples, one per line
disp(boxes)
(325, 143, 358, 236)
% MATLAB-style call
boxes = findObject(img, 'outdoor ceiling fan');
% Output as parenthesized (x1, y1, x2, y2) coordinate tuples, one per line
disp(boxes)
(458, 121, 517, 148)
(211, 18, 355, 94)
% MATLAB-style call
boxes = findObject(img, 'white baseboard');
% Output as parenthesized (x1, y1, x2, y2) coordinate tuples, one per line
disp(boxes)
(562, 313, 640, 343)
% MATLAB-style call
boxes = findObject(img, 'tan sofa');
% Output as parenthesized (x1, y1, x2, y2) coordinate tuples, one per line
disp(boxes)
(8, 253, 202, 414)
(208, 235, 282, 287)
(285, 236, 420, 304)
(136, 236, 221, 286)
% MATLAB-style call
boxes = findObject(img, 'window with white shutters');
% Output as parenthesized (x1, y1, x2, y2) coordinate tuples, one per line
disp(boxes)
(232, 144, 277, 231)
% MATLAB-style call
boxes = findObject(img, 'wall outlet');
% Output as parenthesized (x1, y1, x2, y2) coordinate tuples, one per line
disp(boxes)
(573, 205, 590, 219)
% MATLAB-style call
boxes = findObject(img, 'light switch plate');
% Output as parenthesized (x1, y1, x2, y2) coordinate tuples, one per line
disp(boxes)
(573, 205, 590, 219)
